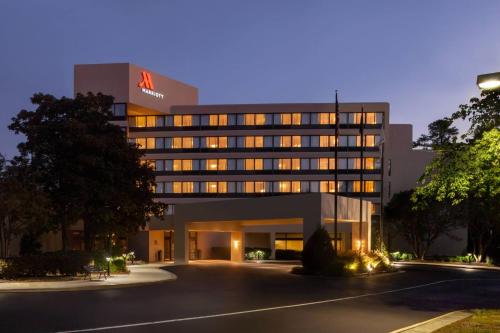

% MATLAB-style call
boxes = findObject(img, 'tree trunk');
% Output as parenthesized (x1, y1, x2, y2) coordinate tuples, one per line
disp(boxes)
(61, 220, 68, 252)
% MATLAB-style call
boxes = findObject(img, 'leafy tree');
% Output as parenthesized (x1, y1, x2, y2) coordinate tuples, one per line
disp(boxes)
(0, 156, 52, 258)
(452, 89, 500, 141)
(413, 118, 458, 150)
(9, 93, 164, 252)
(385, 190, 460, 259)
(414, 129, 500, 261)
(301, 226, 335, 272)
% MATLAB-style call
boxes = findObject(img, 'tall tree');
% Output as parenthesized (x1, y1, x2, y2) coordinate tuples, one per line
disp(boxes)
(385, 190, 460, 259)
(413, 118, 458, 150)
(452, 89, 500, 141)
(0, 156, 52, 258)
(9, 93, 164, 251)
(414, 129, 500, 261)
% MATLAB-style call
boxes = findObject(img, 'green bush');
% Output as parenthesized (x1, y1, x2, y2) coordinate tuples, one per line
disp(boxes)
(0, 251, 92, 279)
(245, 248, 271, 260)
(110, 258, 126, 273)
(301, 226, 335, 272)
(275, 249, 302, 260)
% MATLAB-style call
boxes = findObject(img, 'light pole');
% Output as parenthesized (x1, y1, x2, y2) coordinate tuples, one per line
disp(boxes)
(477, 72, 500, 91)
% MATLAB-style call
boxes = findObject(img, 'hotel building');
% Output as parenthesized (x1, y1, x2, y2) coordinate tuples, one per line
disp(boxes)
(70, 63, 455, 263)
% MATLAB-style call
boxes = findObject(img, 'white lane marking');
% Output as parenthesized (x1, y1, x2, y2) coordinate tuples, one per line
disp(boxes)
(54, 278, 500, 333)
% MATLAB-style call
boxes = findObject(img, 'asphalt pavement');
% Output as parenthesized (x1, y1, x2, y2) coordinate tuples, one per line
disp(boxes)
(0, 261, 499, 333)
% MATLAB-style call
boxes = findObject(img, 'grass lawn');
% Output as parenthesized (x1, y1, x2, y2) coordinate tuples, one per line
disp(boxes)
(435, 309, 500, 333)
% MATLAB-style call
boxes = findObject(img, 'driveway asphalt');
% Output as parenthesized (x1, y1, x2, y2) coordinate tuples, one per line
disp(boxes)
(0, 261, 498, 333)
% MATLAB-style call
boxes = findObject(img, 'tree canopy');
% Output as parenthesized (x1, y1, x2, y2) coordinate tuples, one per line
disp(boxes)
(413, 118, 458, 150)
(8, 93, 164, 252)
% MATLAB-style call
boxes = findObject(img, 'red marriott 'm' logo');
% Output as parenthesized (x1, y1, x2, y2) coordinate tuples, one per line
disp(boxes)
(138, 71, 155, 90)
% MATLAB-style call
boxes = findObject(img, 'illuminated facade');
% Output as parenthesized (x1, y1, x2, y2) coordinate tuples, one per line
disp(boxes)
(71, 63, 441, 263)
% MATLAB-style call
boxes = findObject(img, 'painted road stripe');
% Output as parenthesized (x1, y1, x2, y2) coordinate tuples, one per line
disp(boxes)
(54, 278, 499, 333)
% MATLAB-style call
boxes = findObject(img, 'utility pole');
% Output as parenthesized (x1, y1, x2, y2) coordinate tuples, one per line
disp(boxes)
(333, 90, 340, 255)
(359, 107, 364, 253)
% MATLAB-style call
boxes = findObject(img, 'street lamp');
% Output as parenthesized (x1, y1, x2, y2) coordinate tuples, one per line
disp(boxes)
(477, 72, 500, 91)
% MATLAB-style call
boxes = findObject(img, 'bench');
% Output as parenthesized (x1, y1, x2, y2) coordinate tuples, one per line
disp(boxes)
(83, 265, 107, 280)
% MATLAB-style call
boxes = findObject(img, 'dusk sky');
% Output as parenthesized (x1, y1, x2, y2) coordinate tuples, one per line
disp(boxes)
(1, 0, 499, 158)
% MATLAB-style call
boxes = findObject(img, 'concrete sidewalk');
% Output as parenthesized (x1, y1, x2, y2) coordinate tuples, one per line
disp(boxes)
(0, 263, 176, 292)
(390, 310, 472, 333)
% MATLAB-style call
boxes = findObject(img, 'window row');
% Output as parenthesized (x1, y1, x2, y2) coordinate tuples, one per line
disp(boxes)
(154, 180, 381, 194)
(143, 157, 381, 172)
(129, 112, 384, 128)
(133, 135, 381, 150)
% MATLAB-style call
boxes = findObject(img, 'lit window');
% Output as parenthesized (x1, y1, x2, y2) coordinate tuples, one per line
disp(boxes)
(319, 113, 329, 125)
(279, 159, 291, 170)
(329, 113, 336, 124)
(291, 181, 301, 193)
(292, 113, 301, 125)
(292, 136, 301, 147)
(329, 136, 336, 147)
(173, 182, 182, 193)
(245, 181, 255, 193)
(364, 181, 375, 192)
(365, 158, 375, 170)
(353, 181, 361, 192)
(218, 182, 227, 193)
(255, 136, 264, 148)
(365, 113, 376, 124)
(254, 158, 263, 170)
(182, 115, 192, 127)
(182, 159, 192, 171)
(328, 181, 336, 193)
(218, 159, 227, 170)
(172, 137, 182, 149)
(329, 158, 335, 169)
(292, 158, 300, 170)
(319, 158, 329, 170)
(281, 113, 292, 125)
(219, 136, 228, 148)
(279, 181, 291, 192)
(173, 115, 182, 127)
(320, 181, 329, 192)
(365, 135, 377, 147)
(255, 114, 266, 125)
(136, 117, 146, 127)
(209, 114, 218, 126)
(245, 159, 255, 171)
(146, 138, 155, 149)
(219, 114, 228, 126)
(146, 116, 156, 127)
(245, 114, 255, 126)
(255, 181, 266, 193)
(207, 182, 218, 193)
(207, 159, 218, 170)
(207, 137, 218, 148)
(281, 136, 291, 147)
(319, 136, 329, 147)
(182, 182, 194, 193)
(173, 160, 182, 171)
(182, 137, 193, 148)
(136, 138, 146, 149)
(245, 136, 255, 148)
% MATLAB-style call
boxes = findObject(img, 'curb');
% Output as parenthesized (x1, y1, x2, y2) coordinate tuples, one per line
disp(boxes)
(389, 310, 472, 333)
(0, 267, 177, 293)
(395, 261, 500, 271)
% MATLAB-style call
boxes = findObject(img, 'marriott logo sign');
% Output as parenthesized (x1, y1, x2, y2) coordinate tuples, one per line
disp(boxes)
(138, 71, 164, 99)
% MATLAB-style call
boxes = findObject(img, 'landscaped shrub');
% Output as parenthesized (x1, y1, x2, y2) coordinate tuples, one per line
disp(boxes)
(110, 258, 126, 273)
(245, 247, 271, 260)
(301, 226, 335, 272)
(0, 251, 92, 279)
(390, 251, 414, 261)
(275, 249, 302, 260)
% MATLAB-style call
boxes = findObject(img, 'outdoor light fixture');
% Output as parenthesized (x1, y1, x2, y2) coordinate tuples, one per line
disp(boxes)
(233, 240, 240, 250)
(477, 72, 500, 90)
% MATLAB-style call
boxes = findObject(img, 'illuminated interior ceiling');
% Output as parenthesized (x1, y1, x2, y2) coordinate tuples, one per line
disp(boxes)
(128, 103, 166, 116)
(477, 72, 500, 90)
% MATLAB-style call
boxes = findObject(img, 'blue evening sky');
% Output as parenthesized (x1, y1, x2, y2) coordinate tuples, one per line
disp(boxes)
(1, 0, 499, 158)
